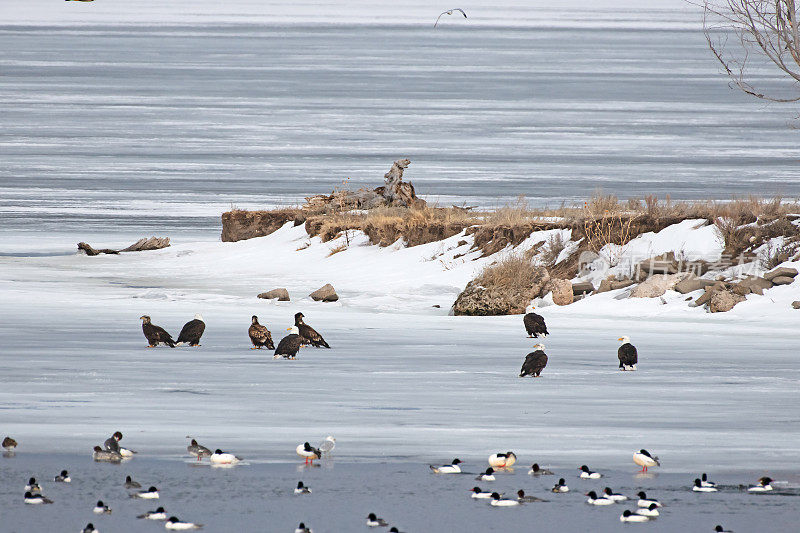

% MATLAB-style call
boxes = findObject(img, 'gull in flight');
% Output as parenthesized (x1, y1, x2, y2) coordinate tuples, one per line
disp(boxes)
(434, 8, 467, 28)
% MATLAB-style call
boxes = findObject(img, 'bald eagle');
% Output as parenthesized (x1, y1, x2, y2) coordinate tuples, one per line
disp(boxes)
(617, 336, 638, 371)
(275, 326, 303, 359)
(139, 316, 175, 347)
(523, 311, 548, 338)
(520, 344, 548, 377)
(177, 314, 205, 346)
(248, 316, 274, 349)
(294, 312, 330, 348)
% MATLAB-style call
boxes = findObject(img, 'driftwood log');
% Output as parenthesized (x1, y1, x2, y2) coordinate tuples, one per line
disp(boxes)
(78, 237, 170, 256)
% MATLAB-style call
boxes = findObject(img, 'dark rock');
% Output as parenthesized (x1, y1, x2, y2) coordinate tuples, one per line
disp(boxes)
(309, 283, 339, 302)
(764, 267, 798, 281)
(571, 281, 594, 295)
(258, 288, 290, 301)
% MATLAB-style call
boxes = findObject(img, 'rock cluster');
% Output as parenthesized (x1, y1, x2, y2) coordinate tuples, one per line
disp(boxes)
(452, 267, 550, 316)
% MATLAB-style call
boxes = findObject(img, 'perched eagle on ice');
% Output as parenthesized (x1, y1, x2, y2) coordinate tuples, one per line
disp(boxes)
(139, 315, 175, 347)
(294, 312, 330, 348)
(523, 310, 548, 338)
(248, 315, 274, 349)
(275, 326, 303, 359)
(177, 314, 205, 346)
(520, 343, 548, 377)
(617, 336, 638, 371)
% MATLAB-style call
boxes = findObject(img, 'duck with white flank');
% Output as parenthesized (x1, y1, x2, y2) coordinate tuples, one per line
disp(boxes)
(82, 524, 98, 533)
(294, 312, 330, 348)
(636, 491, 661, 508)
(523, 309, 548, 338)
(529, 463, 553, 476)
(140, 315, 176, 347)
(748, 476, 773, 492)
(177, 314, 205, 346)
(248, 315, 274, 349)
(165, 517, 203, 530)
(633, 449, 659, 472)
(187, 437, 212, 461)
(470, 487, 493, 499)
(489, 492, 519, 506)
(476, 467, 496, 481)
(620, 510, 649, 522)
(125, 475, 142, 489)
(103, 431, 123, 453)
(295, 481, 311, 494)
(93, 500, 112, 514)
(366, 513, 389, 527)
(603, 487, 628, 501)
(24, 491, 53, 504)
(319, 435, 336, 455)
(25, 477, 41, 492)
(132, 486, 160, 499)
(429, 458, 461, 474)
(700, 473, 716, 487)
(693, 479, 718, 492)
(138, 507, 167, 520)
(296, 442, 322, 465)
(295, 523, 313, 533)
(488, 451, 517, 468)
(617, 336, 638, 370)
(54, 470, 71, 482)
(275, 326, 303, 359)
(2, 436, 17, 450)
(635, 503, 660, 517)
(552, 478, 569, 492)
(210, 449, 241, 465)
(93, 446, 121, 463)
(579, 465, 602, 479)
(516, 489, 543, 502)
(519, 344, 548, 378)
(585, 490, 615, 505)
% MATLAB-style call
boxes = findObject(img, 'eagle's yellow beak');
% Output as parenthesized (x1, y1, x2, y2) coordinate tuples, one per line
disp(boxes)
(286, 327, 292, 331)
(617, 337, 624, 341)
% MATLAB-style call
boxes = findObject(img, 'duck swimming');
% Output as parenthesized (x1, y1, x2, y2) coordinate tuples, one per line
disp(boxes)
(137, 507, 167, 520)
(366, 513, 388, 527)
(489, 492, 519, 506)
(165, 517, 203, 530)
(93, 500, 112, 514)
(476, 467, 496, 481)
(210, 449, 241, 465)
(620, 510, 649, 522)
(430, 458, 461, 474)
(470, 487, 493, 499)
(579, 465, 602, 479)
(552, 478, 569, 492)
(528, 463, 553, 476)
(636, 491, 661, 508)
(635, 503, 660, 517)
(132, 486, 159, 499)
(93, 446, 122, 463)
(294, 481, 311, 494)
(125, 475, 141, 489)
(54, 470, 71, 483)
(24, 491, 53, 504)
(603, 487, 628, 501)
(747, 476, 773, 492)
(693, 479, 718, 492)
(585, 490, 615, 505)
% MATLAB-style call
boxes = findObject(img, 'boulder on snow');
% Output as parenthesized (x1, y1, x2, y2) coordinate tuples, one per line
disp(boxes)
(549, 279, 574, 306)
(571, 281, 594, 295)
(709, 289, 746, 313)
(771, 276, 795, 286)
(596, 278, 635, 293)
(636, 252, 678, 280)
(258, 288, 290, 301)
(792, 301, 800, 309)
(309, 283, 339, 302)
(452, 267, 550, 316)
(673, 276, 718, 294)
(764, 266, 798, 281)
(629, 273, 687, 298)
(736, 276, 773, 296)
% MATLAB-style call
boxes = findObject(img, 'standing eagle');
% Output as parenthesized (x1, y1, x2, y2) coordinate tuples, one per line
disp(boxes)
(523, 310, 548, 338)
(519, 343, 548, 377)
(248, 315, 274, 349)
(617, 336, 638, 371)
(275, 326, 303, 359)
(294, 312, 330, 348)
(177, 314, 205, 346)
(139, 316, 175, 347)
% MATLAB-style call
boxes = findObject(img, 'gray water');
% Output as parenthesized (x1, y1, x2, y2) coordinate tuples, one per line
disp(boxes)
(1, 22, 799, 242)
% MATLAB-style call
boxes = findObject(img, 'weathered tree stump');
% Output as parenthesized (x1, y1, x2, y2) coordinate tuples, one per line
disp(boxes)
(78, 237, 170, 255)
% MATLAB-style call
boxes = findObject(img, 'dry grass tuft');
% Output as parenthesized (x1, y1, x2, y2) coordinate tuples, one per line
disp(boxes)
(475, 254, 540, 289)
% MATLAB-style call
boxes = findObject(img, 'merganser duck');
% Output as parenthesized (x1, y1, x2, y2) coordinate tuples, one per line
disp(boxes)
(470, 487, 493, 499)
(55, 470, 71, 483)
(25, 477, 41, 492)
(747, 476, 773, 492)
(295, 523, 313, 533)
(489, 492, 520, 506)
(693, 479, 718, 492)
(93, 446, 122, 463)
(632, 450, 659, 472)
(165, 517, 203, 530)
(476, 467, 496, 481)
(516, 489, 543, 502)
(620, 510, 649, 522)
(586, 490, 615, 505)
(528, 463, 553, 476)
(132, 486, 159, 499)
(603, 487, 628, 501)
(82, 524, 98, 533)
(24, 491, 53, 504)
(552, 478, 569, 492)
(294, 481, 311, 494)
(366, 513, 388, 527)
(187, 438, 211, 461)
(488, 451, 517, 468)
(700, 473, 716, 488)
(579, 465, 602, 479)
(103, 431, 123, 453)
(210, 449, 241, 465)
(138, 507, 167, 520)
(93, 500, 112, 514)
(2, 436, 18, 450)
(636, 491, 662, 508)
(119, 447, 137, 457)
(714, 526, 733, 532)
(430, 458, 462, 474)
(125, 475, 142, 489)
(635, 503, 660, 517)
(296, 442, 321, 465)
